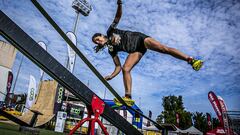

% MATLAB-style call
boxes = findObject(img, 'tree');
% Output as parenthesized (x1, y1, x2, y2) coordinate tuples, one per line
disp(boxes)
(156, 95, 192, 129)
(192, 112, 207, 132)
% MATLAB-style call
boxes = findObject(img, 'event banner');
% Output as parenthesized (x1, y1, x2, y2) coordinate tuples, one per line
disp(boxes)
(176, 113, 180, 127)
(217, 96, 228, 114)
(53, 84, 65, 114)
(208, 91, 223, 126)
(25, 75, 37, 111)
(206, 113, 212, 130)
(66, 32, 77, 73)
(5, 71, 13, 102)
(147, 110, 152, 127)
(218, 96, 230, 134)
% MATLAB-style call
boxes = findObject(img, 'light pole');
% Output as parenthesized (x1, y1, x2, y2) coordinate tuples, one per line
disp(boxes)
(72, 0, 92, 33)
(72, 0, 92, 17)
(103, 87, 107, 99)
(12, 55, 24, 93)
(66, 0, 92, 72)
(65, 0, 92, 107)
(139, 97, 141, 108)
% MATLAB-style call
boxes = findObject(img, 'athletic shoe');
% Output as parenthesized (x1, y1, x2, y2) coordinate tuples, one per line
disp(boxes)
(113, 97, 135, 107)
(188, 58, 203, 71)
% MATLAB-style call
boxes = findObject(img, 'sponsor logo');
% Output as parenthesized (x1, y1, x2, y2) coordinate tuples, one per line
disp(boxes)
(209, 93, 222, 116)
(208, 121, 212, 126)
(70, 108, 81, 115)
(29, 88, 35, 101)
(219, 101, 226, 112)
(217, 129, 225, 134)
(57, 87, 64, 103)
(212, 101, 222, 116)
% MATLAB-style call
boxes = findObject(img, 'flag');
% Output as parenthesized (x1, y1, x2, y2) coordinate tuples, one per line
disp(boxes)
(208, 91, 223, 126)
(176, 112, 180, 127)
(147, 110, 152, 127)
(218, 96, 230, 134)
(206, 113, 212, 130)
(5, 71, 13, 103)
(24, 75, 37, 112)
(66, 32, 77, 73)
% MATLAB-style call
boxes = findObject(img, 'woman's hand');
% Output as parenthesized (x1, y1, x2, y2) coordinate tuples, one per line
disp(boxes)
(104, 56, 121, 81)
(104, 75, 113, 81)
(117, 0, 122, 5)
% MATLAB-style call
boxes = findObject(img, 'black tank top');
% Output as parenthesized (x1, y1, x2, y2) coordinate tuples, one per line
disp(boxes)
(106, 23, 148, 57)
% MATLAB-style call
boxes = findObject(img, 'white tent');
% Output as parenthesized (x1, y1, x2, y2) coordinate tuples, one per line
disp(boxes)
(142, 125, 159, 131)
(182, 126, 203, 135)
(169, 126, 203, 135)
(168, 126, 184, 135)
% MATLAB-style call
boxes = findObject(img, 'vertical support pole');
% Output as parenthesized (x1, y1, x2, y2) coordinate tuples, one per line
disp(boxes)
(12, 55, 24, 93)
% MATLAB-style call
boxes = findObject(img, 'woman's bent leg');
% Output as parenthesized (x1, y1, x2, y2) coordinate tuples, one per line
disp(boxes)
(122, 52, 142, 98)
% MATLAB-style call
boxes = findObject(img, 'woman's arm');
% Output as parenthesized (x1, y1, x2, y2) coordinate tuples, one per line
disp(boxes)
(112, 0, 122, 25)
(107, 0, 122, 36)
(105, 55, 122, 80)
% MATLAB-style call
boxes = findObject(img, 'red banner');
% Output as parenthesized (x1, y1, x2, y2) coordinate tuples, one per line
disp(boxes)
(5, 71, 13, 103)
(206, 113, 212, 130)
(206, 127, 226, 135)
(218, 96, 230, 135)
(7, 71, 13, 93)
(208, 91, 223, 126)
(217, 96, 227, 114)
(176, 113, 180, 127)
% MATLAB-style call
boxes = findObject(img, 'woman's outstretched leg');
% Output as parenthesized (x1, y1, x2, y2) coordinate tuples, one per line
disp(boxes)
(144, 37, 189, 61)
(144, 37, 203, 71)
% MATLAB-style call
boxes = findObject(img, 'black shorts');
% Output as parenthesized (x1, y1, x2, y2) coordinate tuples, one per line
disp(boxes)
(135, 32, 149, 55)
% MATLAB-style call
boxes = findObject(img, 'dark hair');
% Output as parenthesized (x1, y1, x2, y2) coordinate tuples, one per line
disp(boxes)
(93, 45, 105, 53)
(92, 33, 105, 53)
(92, 33, 102, 43)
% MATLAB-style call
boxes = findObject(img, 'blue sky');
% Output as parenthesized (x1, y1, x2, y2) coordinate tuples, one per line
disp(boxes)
(0, 0, 240, 119)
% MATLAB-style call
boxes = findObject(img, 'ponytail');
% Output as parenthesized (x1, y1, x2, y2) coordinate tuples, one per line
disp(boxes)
(93, 45, 105, 53)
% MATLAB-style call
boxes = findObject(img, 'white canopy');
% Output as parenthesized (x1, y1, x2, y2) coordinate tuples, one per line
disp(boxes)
(142, 125, 159, 131)
(182, 126, 203, 135)
(169, 126, 203, 135)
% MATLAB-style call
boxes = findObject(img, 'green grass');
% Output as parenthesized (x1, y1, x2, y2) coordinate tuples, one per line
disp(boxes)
(0, 122, 67, 135)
